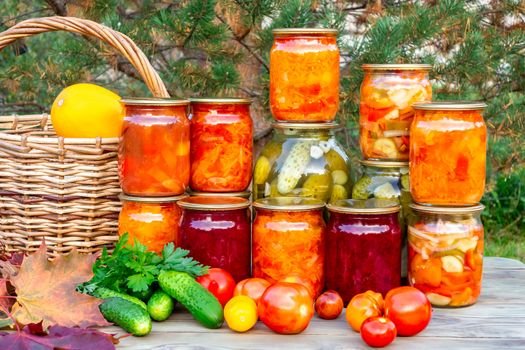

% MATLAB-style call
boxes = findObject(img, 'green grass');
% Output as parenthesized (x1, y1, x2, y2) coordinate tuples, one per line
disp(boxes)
(485, 228, 525, 262)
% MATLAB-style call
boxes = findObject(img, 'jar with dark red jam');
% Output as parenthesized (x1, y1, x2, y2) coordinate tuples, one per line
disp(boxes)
(325, 199, 401, 303)
(178, 196, 251, 282)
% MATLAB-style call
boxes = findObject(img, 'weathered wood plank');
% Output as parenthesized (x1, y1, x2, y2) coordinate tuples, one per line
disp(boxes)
(114, 257, 525, 349)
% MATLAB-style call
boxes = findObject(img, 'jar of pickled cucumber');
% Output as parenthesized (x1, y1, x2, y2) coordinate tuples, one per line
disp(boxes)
(253, 122, 353, 203)
(407, 204, 485, 307)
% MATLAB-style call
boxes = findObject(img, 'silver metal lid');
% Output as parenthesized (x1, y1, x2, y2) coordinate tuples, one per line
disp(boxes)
(120, 98, 190, 106)
(253, 197, 325, 211)
(362, 64, 432, 71)
(360, 160, 409, 168)
(178, 196, 250, 210)
(327, 199, 401, 214)
(273, 28, 338, 36)
(412, 101, 487, 111)
(409, 203, 485, 214)
(273, 122, 342, 130)
(119, 193, 188, 203)
(189, 97, 252, 104)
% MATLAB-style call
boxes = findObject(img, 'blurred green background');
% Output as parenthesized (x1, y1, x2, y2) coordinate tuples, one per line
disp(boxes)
(0, 1, 523, 260)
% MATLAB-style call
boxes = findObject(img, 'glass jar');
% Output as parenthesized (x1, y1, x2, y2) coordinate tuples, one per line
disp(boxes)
(270, 28, 340, 122)
(118, 194, 186, 253)
(178, 196, 251, 282)
(360, 64, 432, 160)
(253, 123, 352, 203)
(119, 98, 190, 196)
(408, 204, 484, 307)
(189, 98, 253, 192)
(410, 102, 487, 205)
(252, 197, 325, 297)
(326, 199, 401, 303)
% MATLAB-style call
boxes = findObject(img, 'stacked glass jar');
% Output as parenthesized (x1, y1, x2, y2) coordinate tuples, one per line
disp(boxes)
(408, 101, 487, 307)
(117, 98, 191, 253)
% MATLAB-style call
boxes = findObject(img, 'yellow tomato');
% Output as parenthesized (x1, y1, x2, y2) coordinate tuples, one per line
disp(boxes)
(51, 83, 123, 138)
(224, 295, 258, 333)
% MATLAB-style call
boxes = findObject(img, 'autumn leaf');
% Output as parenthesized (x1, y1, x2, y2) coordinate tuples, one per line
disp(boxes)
(9, 243, 111, 329)
(0, 324, 118, 350)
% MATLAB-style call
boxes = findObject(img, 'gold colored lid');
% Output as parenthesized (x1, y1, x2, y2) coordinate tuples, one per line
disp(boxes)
(412, 101, 487, 110)
(273, 28, 338, 36)
(360, 160, 409, 168)
(119, 193, 187, 203)
(189, 97, 252, 105)
(327, 199, 401, 215)
(178, 196, 250, 210)
(253, 197, 325, 211)
(409, 203, 485, 214)
(273, 122, 342, 130)
(362, 64, 432, 71)
(120, 98, 190, 106)
(189, 191, 251, 199)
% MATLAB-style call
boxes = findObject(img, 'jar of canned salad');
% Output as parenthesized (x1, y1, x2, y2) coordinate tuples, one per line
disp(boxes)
(178, 196, 251, 282)
(360, 64, 432, 160)
(189, 98, 253, 192)
(119, 98, 190, 196)
(118, 194, 186, 253)
(252, 197, 326, 297)
(270, 28, 340, 122)
(410, 101, 487, 205)
(326, 199, 402, 303)
(408, 204, 484, 307)
(253, 122, 352, 203)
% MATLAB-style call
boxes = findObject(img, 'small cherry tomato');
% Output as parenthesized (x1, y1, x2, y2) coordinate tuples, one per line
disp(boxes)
(346, 291, 384, 332)
(279, 273, 316, 298)
(234, 278, 272, 304)
(258, 282, 314, 334)
(196, 268, 236, 307)
(361, 317, 397, 348)
(315, 290, 343, 320)
(384, 286, 432, 336)
(224, 295, 258, 333)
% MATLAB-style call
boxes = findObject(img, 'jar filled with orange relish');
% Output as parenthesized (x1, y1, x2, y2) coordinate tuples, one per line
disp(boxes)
(189, 98, 253, 192)
(252, 197, 326, 297)
(118, 98, 190, 196)
(360, 64, 432, 160)
(410, 101, 487, 205)
(118, 194, 186, 253)
(270, 28, 340, 122)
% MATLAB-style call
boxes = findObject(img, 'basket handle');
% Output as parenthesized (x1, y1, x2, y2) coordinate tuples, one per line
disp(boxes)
(0, 16, 169, 98)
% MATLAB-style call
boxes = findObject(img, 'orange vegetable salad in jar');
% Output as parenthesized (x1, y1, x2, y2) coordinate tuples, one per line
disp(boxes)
(408, 204, 484, 307)
(189, 98, 253, 192)
(410, 102, 487, 205)
(252, 197, 326, 297)
(119, 98, 190, 196)
(118, 194, 185, 253)
(360, 64, 432, 160)
(270, 28, 340, 122)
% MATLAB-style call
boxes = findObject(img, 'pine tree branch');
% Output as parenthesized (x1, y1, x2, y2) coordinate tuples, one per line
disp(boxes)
(215, 13, 269, 72)
(44, 0, 67, 16)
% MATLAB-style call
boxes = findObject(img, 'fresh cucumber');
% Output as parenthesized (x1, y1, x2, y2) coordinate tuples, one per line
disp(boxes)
(158, 271, 223, 329)
(147, 290, 175, 321)
(92, 287, 147, 310)
(99, 297, 152, 336)
(128, 286, 154, 302)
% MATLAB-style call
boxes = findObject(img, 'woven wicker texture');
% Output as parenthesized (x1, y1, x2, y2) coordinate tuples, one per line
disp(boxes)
(0, 17, 170, 256)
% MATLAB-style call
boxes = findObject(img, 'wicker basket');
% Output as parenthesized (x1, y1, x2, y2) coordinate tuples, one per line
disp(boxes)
(0, 17, 170, 256)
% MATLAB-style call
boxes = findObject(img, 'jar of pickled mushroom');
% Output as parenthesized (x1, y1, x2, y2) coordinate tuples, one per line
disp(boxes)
(326, 199, 401, 303)
(118, 194, 186, 253)
(408, 203, 485, 307)
(189, 191, 251, 199)
(270, 28, 340, 122)
(410, 101, 487, 205)
(119, 98, 190, 196)
(253, 122, 352, 203)
(189, 98, 253, 192)
(360, 64, 432, 160)
(178, 196, 251, 282)
(252, 197, 326, 297)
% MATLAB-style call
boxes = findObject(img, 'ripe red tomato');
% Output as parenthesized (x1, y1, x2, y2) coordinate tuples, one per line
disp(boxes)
(384, 286, 432, 336)
(279, 273, 316, 298)
(361, 317, 397, 347)
(234, 278, 272, 304)
(258, 282, 314, 334)
(196, 268, 236, 307)
(346, 291, 384, 332)
(315, 290, 343, 320)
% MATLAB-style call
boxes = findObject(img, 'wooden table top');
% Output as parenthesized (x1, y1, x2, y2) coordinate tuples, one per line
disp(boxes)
(112, 257, 525, 349)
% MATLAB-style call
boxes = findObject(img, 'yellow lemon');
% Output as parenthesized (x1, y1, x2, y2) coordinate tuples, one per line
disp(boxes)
(51, 83, 123, 138)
